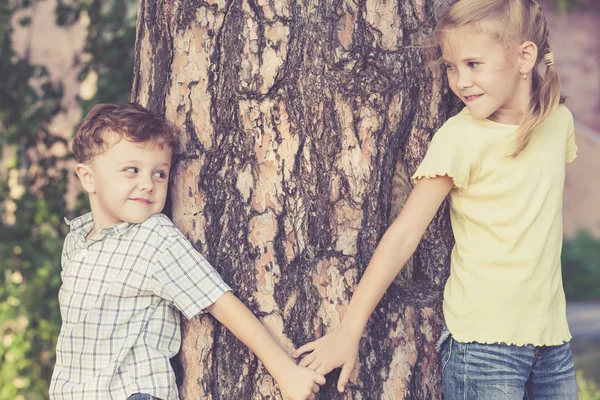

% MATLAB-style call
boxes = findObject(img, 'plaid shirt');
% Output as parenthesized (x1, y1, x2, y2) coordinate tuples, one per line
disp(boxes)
(50, 213, 230, 400)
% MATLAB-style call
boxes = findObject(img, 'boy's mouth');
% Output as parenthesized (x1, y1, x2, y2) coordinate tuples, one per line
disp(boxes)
(463, 94, 483, 102)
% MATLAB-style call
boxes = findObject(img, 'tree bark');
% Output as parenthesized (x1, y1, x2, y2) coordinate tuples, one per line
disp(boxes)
(132, 0, 458, 398)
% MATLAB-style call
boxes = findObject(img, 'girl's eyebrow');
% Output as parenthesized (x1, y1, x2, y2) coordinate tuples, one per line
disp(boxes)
(442, 56, 484, 64)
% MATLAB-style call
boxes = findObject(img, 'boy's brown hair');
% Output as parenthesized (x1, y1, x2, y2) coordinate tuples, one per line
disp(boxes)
(73, 103, 178, 163)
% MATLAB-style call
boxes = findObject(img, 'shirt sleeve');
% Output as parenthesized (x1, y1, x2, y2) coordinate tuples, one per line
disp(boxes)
(152, 235, 231, 319)
(566, 117, 578, 163)
(411, 125, 477, 189)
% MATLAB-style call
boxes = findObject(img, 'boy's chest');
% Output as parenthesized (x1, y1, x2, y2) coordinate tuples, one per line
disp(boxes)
(59, 237, 155, 325)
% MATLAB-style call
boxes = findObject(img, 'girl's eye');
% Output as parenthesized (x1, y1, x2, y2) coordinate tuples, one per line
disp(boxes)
(444, 64, 456, 71)
(154, 171, 167, 179)
(124, 167, 138, 174)
(468, 62, 480, 68)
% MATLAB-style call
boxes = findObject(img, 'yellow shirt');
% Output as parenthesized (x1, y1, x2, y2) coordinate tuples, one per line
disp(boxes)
(413, 105, 578, 346)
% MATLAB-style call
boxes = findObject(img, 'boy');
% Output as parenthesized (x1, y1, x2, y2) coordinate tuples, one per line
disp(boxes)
(50, 103, 325, 400)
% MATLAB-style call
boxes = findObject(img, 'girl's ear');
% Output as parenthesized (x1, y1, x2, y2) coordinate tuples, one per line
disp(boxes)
(519, 40, 538, 75)
(75, 163, 96, 194)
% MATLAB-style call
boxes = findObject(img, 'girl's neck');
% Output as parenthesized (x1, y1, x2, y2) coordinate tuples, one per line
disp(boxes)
(488, 107, 526, 125)
(488, 82, 532, 125)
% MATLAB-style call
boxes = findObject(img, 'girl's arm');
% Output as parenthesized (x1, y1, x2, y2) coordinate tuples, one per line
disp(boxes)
(207, 292, 326, 400)
(293, 175, 453, 392)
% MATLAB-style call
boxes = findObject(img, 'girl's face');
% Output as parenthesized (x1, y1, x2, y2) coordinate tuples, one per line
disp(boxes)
(441, 23, 530, 125)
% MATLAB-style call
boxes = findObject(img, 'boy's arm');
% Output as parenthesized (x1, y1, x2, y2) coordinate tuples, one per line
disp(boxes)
(206, 292, 325, 400)
(293, 175, 453, 392)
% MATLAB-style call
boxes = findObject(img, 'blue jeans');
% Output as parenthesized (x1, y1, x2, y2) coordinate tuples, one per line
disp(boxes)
(439, 332, 578, 399)
(126, 394, 162, 400)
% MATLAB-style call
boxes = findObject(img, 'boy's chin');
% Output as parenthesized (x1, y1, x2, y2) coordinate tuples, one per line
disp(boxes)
(124, 212, 158, 224)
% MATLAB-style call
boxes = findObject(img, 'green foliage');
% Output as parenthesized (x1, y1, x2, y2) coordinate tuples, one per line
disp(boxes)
(56, 0, 137, 115)
(0, 0, 136, 398)
(556, 0, 578, 12)
(578, 370, 600, 400)
(562, 232, 600, 300)
(0, 4, 64, 397)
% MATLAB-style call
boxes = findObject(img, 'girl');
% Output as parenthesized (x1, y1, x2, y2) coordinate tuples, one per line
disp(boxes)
(293, 0, 578, 398)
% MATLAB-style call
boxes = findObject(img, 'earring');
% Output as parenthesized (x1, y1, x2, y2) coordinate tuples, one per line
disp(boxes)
(522, 74, 528, 80)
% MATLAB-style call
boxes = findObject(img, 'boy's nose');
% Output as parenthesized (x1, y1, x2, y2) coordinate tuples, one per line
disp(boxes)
(138, 176, 154, 192)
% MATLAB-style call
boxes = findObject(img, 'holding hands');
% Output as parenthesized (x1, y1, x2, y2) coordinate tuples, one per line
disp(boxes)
(276, 363, 326, 400)
(293, 328, 360, 393)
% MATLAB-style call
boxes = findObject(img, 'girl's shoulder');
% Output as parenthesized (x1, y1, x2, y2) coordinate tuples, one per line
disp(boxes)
(440, 108, 471, 129)
(551, 104, 573, 122)
(435, 108, 488, 139)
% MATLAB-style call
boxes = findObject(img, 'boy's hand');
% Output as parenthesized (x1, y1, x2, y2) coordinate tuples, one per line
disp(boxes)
(207, 293, 325, 399)
(293, 329, 359, 393)
(276, 363, 326, 400)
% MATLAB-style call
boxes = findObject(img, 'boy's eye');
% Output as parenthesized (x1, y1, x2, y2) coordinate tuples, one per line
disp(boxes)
(124, 167, 138, 174)
(153, 171, 167, 179)
(468, 62, 480, 68)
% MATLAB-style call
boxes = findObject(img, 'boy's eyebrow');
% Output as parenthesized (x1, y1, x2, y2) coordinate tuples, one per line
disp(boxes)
(116, 160, 171, 167)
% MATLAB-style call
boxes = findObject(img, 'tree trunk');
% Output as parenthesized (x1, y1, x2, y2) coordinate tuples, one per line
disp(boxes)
(132, 0, 458, 398)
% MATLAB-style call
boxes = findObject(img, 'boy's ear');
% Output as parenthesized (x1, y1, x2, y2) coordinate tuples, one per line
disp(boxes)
(518, 40, 538, 75)
(75, 163, 96, 194)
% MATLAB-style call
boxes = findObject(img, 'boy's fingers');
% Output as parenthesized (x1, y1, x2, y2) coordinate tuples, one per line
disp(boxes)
(314, 372, 326, 385)
(337, 362, 353, 392)
(312, 384, 320, 393)
(308, 394, 316, 400)
(299, 353, 317, 367)
(293, 341, 317, 357)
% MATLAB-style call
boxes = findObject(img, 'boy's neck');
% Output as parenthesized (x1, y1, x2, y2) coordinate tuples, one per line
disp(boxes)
(86, 198, 123, 240)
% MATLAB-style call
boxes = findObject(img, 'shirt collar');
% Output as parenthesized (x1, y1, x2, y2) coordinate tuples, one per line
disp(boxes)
(64, 213, 135, 238)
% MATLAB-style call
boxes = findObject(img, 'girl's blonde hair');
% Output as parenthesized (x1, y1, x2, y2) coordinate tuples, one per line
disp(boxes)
(434, 0, 562, 156)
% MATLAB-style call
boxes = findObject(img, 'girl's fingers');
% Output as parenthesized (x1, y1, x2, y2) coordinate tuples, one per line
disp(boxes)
(337, 361, 354, 392)
(307, 361, 321, 371)
(308, 393, 316, 400)
(293, 341, 318, 358)
(312, 384, 320, 393)
(316, 365, 329, 376)
(299, 352, 317, 367)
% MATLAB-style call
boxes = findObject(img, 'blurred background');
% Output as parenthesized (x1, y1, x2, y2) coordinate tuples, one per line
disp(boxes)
(0, 0, 598, 399)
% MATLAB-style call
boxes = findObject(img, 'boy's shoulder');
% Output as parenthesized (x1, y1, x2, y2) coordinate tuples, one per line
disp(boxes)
(64, 212, 93, 234)
(62, 213, 186, 247)
(139, 213, 188, 242)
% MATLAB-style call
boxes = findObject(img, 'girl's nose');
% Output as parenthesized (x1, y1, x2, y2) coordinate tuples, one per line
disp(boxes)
(456, 70, 473, 90)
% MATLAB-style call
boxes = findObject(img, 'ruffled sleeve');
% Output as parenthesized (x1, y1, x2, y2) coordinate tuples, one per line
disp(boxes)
(411, 126, 477, 189)
(566, 116, 577, 163)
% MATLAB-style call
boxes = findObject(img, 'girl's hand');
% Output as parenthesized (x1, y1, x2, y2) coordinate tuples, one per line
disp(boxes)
(277, 363, 326, 400)
(293, 329, 360, 392)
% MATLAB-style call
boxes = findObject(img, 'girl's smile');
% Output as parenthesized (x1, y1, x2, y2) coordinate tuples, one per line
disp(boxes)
(463, 94, 483, 102)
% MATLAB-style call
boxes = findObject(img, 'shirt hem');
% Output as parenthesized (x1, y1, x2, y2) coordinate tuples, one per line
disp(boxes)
(448, 330, 573, 347)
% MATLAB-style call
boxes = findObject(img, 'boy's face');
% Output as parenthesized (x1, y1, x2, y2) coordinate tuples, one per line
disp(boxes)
(80, 132, 172, 229)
